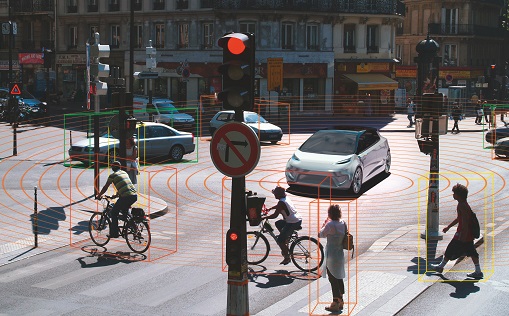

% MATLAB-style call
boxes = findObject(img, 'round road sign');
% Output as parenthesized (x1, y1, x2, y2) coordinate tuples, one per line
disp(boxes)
(210, 122, 260, 177)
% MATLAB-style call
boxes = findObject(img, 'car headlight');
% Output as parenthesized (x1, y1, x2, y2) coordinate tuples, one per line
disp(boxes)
(335, 157, 351, 165)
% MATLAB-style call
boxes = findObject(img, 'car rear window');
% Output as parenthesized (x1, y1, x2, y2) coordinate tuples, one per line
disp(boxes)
(299, 130, 358, 155)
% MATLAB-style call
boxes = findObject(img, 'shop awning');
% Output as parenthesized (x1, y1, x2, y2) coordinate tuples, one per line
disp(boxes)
(343, 74, 399, 90)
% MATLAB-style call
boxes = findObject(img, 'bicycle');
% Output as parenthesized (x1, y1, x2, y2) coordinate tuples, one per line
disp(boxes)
(246, 206, 324, 272)
(88, 195, 151, 254)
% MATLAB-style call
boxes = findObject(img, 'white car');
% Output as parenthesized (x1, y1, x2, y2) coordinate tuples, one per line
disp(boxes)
(209, 110, 283, 144)
(68, 122, 195, 165)
(285, 126, 391, 194)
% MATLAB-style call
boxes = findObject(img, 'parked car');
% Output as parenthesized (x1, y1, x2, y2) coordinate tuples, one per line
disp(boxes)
(285, 126, 391, 194)
(68, 122, 195, 165)
(133, 95, 195, 131)
(209, 110, 283, 144)
(485, 126, 509, 144)
(494, 137, 509, 157)
(0, 87, 47, 121)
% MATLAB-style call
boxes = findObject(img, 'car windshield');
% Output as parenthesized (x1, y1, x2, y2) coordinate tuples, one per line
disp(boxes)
(244, 113, 267, 123)
(157, 103, 179, 114)
(299, 130, 358, 155)
(20, 90, 36, 100)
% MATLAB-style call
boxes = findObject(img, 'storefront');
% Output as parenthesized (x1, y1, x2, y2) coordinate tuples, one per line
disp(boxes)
(335, 60, 399, 116)
(56, 53, 87, 102)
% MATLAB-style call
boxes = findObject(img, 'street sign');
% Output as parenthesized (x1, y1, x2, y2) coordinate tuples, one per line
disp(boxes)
(9, 83, 22, 95)
(210, 122, 260, 177)
(136, 71, 159, 80)
(267, 58, 283, 92)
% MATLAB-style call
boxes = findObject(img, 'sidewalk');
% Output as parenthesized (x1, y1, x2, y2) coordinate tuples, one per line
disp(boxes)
(0, 190, 168, 266)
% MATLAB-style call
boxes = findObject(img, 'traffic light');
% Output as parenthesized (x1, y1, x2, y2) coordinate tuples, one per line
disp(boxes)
(90, 32, 110, 96)
(43, 50, 54, 69)
(417, 93, 444, 118)
(225, 228, 242, 266)
(246, 194, 266, 226)
(126, 116, 137, 136)
(489, 64, 497, 78)
(217, 32, 255, 111)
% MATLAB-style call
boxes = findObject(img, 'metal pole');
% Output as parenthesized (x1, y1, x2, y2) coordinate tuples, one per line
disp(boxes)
(34, 186, 38, 247)
(94, 94, 100, 196)
(129, 0, 134, 115)
(9, 2, 17, 156)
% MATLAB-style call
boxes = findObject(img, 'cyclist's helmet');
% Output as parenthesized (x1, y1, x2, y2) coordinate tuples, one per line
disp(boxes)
(272, 186, 286, 199)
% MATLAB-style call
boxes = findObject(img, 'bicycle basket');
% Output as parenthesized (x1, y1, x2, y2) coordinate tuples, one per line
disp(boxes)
(131, 208, 146, 223)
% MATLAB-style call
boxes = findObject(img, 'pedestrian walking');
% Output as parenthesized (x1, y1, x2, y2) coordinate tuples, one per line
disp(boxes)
(474, 100, 483, 125)
(451, 103, 461, 134)
(483, 101, 491, 127)
(430, 183, 483, 279)
(125, 137, 139, 185)
(319, 204, 346, 312)
(407, 98, 415, 127)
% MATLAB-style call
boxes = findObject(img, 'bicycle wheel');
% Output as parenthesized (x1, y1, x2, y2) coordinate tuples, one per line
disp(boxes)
(89, 213, 111, 246)
(246, 231, 270, 265)
(126, 220, 151, 253)
(290, 236, 324, 272)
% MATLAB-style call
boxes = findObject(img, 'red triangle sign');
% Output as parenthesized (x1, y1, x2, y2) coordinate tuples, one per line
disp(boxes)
(10, 84, 21, 95)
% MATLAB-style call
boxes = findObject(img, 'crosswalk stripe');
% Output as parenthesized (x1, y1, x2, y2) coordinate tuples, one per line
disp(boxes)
(0, 254, 75, 283)
(138, 266, 221, 307)
(79, 263, 177, 297)
(32, 262, 125, 290)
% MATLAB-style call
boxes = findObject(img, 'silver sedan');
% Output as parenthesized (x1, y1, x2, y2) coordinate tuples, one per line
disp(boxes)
(285, 127, 391, 194)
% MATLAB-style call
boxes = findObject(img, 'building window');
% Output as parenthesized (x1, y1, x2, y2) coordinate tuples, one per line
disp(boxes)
(282, 23, 294, 50)
(155, 23, 165, 48)
(395, 44, 402, 61)
(176, 0, 188, 10)
(135, 24, 143, 48)
(203, 23, 214, 49)
(344, 24, 355, 53)
(153, 0, 164, 10)
(134, 0, 142, 11)
(367, 0, 376, 11)
(110, 25, 120, 48)
(109, 0, 120, 12)
(88, 0, 98, 12)
(69, 26, 78, 49)
(442, 8, 459, 34)
(443, 44, 457, 66)
(201, 0, 213, 8)
(366, 25, 378, 53)
(306, 24, 319, 50)
(178, 23, 189, 48)
(67, 0, 77, 13)
(90, 26, 99, 43)
(240, 22, 255, 34)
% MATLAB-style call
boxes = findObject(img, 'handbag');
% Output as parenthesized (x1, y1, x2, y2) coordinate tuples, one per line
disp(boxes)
(342, 222, 355, 258)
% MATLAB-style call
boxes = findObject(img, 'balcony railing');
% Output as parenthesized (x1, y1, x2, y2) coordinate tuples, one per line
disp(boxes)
(88, 4, 98, 12)
(282, 44, 295, 50)
(176, 0, 188, 9)
(153, 2, 165, 10)
(367, 45, 379, 53)
(214, 0, 405, 15)
(428, 23, 506, 37)
(67, 5, 78, 13)
(11, 0, 55, 13)
(109, 3, 120, 11)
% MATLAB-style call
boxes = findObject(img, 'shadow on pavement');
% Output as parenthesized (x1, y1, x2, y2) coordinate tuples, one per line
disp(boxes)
(30, 206, 66, 235)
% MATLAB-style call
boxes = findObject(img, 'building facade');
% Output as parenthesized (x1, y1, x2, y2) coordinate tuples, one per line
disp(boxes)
(395, 0, 507, 102)
(2, 0, 405, 114)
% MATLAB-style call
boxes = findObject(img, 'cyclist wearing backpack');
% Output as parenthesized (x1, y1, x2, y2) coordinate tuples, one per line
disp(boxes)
(262, 186, 302, 265)
(96, 161, 137, 238)
(431, 183, 483, 279)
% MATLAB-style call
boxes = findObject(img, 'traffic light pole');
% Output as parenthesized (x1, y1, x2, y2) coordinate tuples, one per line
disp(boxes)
(94, 94, 100, 197)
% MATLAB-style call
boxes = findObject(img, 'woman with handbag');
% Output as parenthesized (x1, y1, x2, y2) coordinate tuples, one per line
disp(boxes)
(125, 137, 139, 185)
(319, 204, 346, 312)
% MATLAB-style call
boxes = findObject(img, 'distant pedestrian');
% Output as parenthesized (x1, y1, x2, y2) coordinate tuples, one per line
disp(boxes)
(319, 204, 346, 312)
(451, 103, 461, 134)
(431, 183, 483, 279)
(407, 98, 415, 127)
(483, 101, 491, 127)
(474, 100, 483, 125)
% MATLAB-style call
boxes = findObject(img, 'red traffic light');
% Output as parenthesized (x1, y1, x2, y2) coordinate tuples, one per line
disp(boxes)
(218, 33, 250, 55)
(491, 64, 496, 69)
(228, 232, 238, 241)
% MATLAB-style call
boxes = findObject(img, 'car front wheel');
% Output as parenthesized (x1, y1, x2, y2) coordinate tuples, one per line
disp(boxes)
(169, 145, 184, 162)
(350, 167, 363, 194)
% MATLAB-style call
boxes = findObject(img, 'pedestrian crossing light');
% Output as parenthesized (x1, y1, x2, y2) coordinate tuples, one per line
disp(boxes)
(90, 32, 110, 96)
(217, 32, 255, 111)
(225, 228, 242, 266)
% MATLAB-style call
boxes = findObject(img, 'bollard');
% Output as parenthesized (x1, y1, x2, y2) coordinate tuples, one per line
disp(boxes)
(34, 186, 38, 248)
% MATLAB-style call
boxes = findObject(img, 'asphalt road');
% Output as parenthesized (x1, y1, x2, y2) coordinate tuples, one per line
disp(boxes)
(1, 113, 509, 315)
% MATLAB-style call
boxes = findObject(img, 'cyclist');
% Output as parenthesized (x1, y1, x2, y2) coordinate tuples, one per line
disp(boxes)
(96, 161, 137, 238)
(262, 186, 302, 265)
